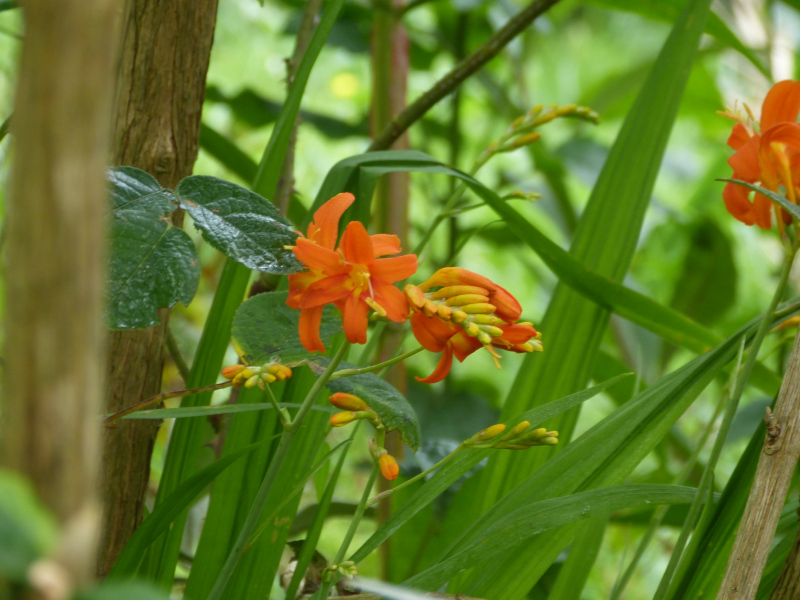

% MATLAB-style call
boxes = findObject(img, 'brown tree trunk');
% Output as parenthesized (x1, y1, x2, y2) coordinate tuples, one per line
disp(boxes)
(2, 0, 119, 587)
(98, 0, 219, 576)
(768, 504, 800, 600)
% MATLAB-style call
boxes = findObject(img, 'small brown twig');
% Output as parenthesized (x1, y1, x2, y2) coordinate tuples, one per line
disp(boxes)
(103, 381, 232, 426)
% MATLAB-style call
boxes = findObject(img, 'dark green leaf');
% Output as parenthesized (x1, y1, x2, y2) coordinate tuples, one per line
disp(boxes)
(176, 175, 301, 273)
(231, 291, 342, 365)
(325, 362, 422, 451)
(74, 582, 165, 600)
(108, 167, 199, 329)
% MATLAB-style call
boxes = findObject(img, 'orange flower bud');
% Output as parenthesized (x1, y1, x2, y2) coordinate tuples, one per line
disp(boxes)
(378, 454, 400, 481)
(329, 392, 369, 412)
(222, 364, 246, 380)
(330, 412, 357, 427)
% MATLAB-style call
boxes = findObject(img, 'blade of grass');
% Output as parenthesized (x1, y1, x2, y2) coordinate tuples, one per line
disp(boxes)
(547, 514, 608, 600)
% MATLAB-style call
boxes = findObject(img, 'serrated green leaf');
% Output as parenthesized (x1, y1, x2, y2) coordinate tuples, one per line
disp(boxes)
(325, 362, 421, 451)
(108, 167, 199, 329)
(406, 485, 704, 589)
(176, 175, 301, 273)
(231, 291, 342, 365)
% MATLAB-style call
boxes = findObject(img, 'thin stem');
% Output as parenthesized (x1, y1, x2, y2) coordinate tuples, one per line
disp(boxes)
(653, 239, 798, 600)
(330, 346, 424, 380)
(103, 381, 232, 425)
(264, 382, 291, 426)
(368, 0, 561, 152)
(165, 323, 191, 383)
(368, 443, 463, 506)
(206, 342, 350, 600)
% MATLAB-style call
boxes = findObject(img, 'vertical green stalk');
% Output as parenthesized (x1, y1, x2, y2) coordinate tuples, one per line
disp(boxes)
(206, 342, 350, 600)
(653, 239, 798, 600)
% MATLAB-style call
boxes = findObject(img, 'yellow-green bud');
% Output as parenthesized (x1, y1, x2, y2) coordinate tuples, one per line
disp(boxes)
(475, 424, 506, 441)
(477, 331, 493, 345)
(464, 322, 481, 337)
(460, 303, 496, 314)
(445, 294, 490, 307)
(330, 412, 357, 427)
(430, 285, 488, 299)
(451, 310, 468, 323)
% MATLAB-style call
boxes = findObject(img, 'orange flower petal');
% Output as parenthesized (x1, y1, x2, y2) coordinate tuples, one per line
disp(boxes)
(410, 312, 456, 352)
(415, 344, 454, 384)
(753, 193, 774, 229)
(490, 285, 522, 323)
(298, 306, 326, 353)
(727, 135, 761, 181)
(287, 270, 324, 308)
(723, 182, 757, 226)
(298, 273, 352, 308)
(371, 233, 403, 257)
(371, 255, 418, 284)
(342, 292, 370, 344)
(450, 331, 482, 362)
(310, 192, 355, 249)
(497, 322, 538, 344)
(418, 267, 496, 292)
(372, 282, 409, 322)
(340, 221, 375, 265)
(727, 123, 752, 151)
(293, 238, 347, 273)
(761, 80, 800, 131)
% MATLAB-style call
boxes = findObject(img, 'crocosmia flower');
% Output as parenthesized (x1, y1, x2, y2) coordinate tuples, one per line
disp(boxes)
(287, 193, 418, 352)
(722, 80, 800, 228)
(405, 267, 542, 384)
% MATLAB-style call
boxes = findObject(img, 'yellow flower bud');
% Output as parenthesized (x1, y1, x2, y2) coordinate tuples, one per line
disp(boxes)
(475, 424, 506, 441)
(507, 421, 531, 438)
(378, 453, 400, 481)
(460, 303, 497, 314)
(469, 314, 503, 325)
(464, 322, 481, 337)
(261, 373, 276, 384)
(329, 392, 369, 412)
(244, 375, 260, 388)
(450, 310, 468, 323)
(480, 325, 504, 337)
(404, 284, 427, 309)
(221, 364, 246, 380)
(445, 294, 491, 307)
(330, 412, 357, 427)
(430, 285, 489, 299)
(436, 304, 453, 320)
(477, 331, 493, 345)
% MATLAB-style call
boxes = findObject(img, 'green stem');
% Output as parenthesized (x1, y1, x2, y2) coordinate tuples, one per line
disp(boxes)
(330, 346, 424, 380)
(315, 464, 381, 598)
(368, 443, 463, 506)
(165, 323, 191, 383)
(653, 238, 799, 600)
(206, 342, 350, 600)
(264, 382, 291, 426)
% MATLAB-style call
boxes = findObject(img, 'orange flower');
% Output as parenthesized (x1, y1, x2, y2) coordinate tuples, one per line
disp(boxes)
(722, 80, 800, 228)
(405, 268, 542, 384)
(378, 453, 400, 481)
(287, 193, 418, 352)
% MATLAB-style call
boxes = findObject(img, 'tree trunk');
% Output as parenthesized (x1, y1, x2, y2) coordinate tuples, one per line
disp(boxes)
(98, 0, 219, 576)
(2, 0, 119, 587)
(768, 504, 800, 600)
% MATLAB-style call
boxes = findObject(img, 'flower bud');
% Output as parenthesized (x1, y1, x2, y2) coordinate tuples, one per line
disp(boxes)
(436, 304, 453, 320)
(477, 331, 493, 345)
(329, 392, 369, 412)
(404, 284, 427, 308)
(431, 285, 489, 300)
(244, 375, 260, 388)
(378, 453, 400, 481)
(450, 310, 468, 323)
(221, 364, 246, 380)
(475, 424, 506, 442)
(330, 412, 357, 427)
(445, 294, 491, 307)
(502, 420, 531, 440)
(460, 303, 497, 314)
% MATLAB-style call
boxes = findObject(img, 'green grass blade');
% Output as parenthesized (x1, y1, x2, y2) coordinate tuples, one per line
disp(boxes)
(348, 375, 631, 564)
(405, 485, 704, 589)
(120, 403, 336, 419)
(547, 515, 607, 600)
(199, 122, 257, 183)
(472, 0, 714, 532)
(108, 437, 275, 579)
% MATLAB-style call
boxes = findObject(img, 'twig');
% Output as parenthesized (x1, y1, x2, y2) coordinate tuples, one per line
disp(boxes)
(165, 323, 191, 383)
(716, 327, 800, 600)
(103, 381, 232, 425)
(367, 0, 561, 152)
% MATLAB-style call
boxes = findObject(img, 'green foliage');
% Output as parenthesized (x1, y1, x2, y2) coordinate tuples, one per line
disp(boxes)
(108, 167, 199, 329)
(231, 291, 341, 364)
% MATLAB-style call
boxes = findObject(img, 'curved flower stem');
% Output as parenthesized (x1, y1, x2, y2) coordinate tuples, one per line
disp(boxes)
(368, 443, 464, 507)
(330, 346, 424, 380)
(206, 342, 350, 600)
(653, 237, 799, 600)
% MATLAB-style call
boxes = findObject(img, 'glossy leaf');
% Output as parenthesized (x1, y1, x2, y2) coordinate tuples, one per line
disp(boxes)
(108, 167, 199, 329)
(325, 361, 422, 451)
(231, 291, 342, 365)
(176, 175, 301, 273)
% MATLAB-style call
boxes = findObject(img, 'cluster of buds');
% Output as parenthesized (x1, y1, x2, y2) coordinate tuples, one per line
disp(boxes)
(463, 421, 558, 449)
(328, 393, 400, 481)
(221, 362, 292, 389)
(405, 268, 542, 383)
(322, 561, 357, 583)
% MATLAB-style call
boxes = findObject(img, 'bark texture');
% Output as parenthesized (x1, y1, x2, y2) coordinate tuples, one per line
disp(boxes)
(768, 506, 800, 600)
(2, 0, 119, 585)
(717, 327, 800, 600)
(98, 0, 219, 576)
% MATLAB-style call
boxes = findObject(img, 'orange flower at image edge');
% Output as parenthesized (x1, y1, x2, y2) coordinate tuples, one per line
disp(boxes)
(287, 193, 418, 352)
(722, 80, 800, 229)
(405, 267, 542, 384)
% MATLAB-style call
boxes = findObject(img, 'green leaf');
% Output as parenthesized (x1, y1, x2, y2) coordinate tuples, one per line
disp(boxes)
(0, 1, 17, 10)
(108, 167, 199, 329)
(176, 175, 301, 273)
(110, 439, 273, 579)
(720, 179, 800, 222)
(547, 515, 607, 600)
(231, 291, 342, 365)
(74, 582, 165, 600)
(324, 361, 422, 451)
(406, 485, 704, 589)
(199, 122, 258, 183)
(0, 470, 58, 580)
(119, 402, 336, 420)
(348, 375, 631, 564)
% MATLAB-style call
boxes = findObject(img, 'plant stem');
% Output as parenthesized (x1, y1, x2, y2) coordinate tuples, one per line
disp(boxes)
(368, 0, 561, 152)
(103, 381, 233, 425)
(264, 382, 291, 426)
(165, 323, 191, 383)
(368, 444, 463, 506)
(206, 342, 350, 600)
(330, 346, 424, 380)
(654, 239, 798, 600)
